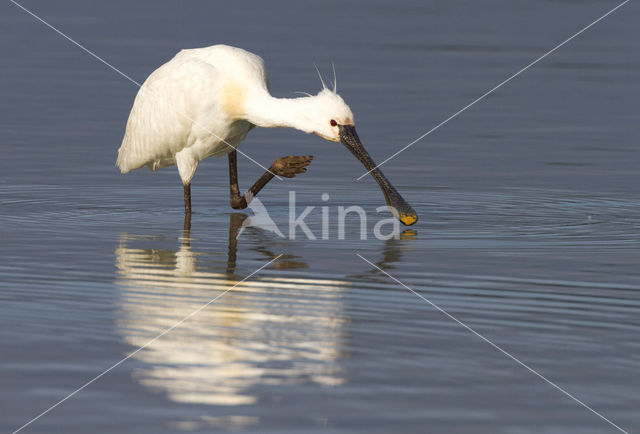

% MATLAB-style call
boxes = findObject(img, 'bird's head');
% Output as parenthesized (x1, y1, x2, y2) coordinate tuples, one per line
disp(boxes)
(306, 89, 418, 226)
(309, 88, 354, 142)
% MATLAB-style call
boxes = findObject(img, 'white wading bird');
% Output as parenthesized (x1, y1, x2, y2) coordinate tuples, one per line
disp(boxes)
(117, 45, 417, 225)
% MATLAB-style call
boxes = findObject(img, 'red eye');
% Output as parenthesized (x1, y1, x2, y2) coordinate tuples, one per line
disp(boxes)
(330, 119, 337, 127)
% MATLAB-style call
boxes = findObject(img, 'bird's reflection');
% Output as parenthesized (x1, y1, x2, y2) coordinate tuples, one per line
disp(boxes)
(114, 213, 346, 420)
(375, 229, 417, 271)
(350, 229, 418, 283)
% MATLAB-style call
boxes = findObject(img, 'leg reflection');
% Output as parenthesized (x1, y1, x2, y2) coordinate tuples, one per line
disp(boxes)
(227, 213, 248, 275)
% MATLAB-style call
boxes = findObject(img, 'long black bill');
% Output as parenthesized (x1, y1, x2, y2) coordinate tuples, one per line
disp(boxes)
(339, 125, 418, 226)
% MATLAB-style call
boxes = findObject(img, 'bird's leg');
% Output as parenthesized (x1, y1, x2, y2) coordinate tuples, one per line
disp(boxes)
(228, 150, 313, 210)
(184, 182, 192, 214)
(228, 150, 246, 209)
(183, 211, 192, 232)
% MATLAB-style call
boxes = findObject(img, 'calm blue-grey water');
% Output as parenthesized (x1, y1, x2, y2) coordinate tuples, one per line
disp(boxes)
(1, 1, 639, 433)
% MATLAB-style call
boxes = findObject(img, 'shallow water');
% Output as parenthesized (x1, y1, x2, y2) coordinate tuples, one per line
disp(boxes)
(1, 1, 639, 433)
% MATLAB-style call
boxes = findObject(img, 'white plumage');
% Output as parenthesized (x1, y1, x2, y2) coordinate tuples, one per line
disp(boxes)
(117, 44, 352, 186)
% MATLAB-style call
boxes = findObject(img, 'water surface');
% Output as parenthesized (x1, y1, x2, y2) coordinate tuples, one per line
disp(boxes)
(1, 1, 639, 433)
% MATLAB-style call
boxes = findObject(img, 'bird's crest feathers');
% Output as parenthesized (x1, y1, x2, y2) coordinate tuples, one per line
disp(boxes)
(313, 63, 328, 91)
(313, 63, 338, 94)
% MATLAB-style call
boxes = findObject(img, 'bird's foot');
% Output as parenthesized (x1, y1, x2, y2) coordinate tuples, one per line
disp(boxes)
(270, 155, 313, 178)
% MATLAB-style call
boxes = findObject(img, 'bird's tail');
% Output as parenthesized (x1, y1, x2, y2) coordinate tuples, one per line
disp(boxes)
(115, 143, 132, 174)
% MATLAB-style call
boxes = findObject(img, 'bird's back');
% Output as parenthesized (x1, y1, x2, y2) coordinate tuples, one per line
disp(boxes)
(116, 45, 267, 173)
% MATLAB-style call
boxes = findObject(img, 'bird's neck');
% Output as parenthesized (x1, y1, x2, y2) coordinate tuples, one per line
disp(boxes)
(244, 90, 316, 133)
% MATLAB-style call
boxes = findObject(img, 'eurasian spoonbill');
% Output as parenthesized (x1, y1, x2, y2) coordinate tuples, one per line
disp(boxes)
(116, 45, 417, 225)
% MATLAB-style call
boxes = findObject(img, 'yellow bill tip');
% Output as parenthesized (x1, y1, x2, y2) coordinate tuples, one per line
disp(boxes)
(400, 214, 418, 226)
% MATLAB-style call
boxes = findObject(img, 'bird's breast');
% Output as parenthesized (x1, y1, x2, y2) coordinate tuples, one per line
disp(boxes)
(220, 83, 246, 119)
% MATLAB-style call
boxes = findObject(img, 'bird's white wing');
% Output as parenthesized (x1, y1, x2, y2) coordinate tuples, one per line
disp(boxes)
(116, 56, 220, 173)
(116, 45, 268, 173)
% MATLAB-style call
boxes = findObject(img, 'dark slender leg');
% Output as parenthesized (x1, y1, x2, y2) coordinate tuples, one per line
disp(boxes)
(228, 150, 313, 210)
(183, 211, 191, 233)
(184, 183, 192, 214)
